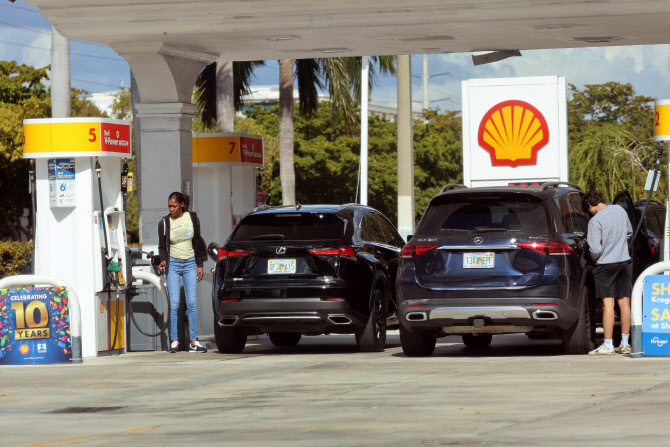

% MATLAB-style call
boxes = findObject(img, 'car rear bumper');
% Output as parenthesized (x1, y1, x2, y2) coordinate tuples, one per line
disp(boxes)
(399, 297, 578, 333)
(216, 298, 367, 334)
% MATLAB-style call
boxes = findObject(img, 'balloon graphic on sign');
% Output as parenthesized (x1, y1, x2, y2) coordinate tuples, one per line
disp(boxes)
(478, 100, 549, 168)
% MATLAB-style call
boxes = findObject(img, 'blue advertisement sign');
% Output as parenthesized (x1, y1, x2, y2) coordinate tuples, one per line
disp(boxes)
(0, 287, 71, 365)
(643, 275, 670, 356)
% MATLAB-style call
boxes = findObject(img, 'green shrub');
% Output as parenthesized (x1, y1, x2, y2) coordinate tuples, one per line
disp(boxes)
(0, 241, 33, 279)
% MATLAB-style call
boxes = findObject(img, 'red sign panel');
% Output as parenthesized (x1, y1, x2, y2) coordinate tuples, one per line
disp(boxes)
(100, 122, 131, 155)
(240, 136, 263, 166)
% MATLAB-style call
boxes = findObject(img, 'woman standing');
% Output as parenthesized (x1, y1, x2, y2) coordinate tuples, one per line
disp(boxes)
(157, 191, 208, 353)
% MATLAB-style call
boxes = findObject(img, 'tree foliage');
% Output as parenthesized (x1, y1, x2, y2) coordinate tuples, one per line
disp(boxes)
(238, 103, 462, 223)
(0, 60, 107, 241)
(568, 82, 664, 204)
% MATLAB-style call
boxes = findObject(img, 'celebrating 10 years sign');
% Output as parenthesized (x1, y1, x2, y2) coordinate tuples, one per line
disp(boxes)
(0, 287, 71, 365)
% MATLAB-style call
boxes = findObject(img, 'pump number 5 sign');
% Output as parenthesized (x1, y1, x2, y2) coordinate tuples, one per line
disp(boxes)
(0, 287, 71, 365)
(22, 118, 131, 159)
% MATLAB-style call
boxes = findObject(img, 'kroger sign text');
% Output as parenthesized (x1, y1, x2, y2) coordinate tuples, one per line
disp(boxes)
(649, 283, 670, 329)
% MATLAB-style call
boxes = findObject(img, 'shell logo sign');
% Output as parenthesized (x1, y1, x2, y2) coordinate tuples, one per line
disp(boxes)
(477, 100, 549, 168)
(462, 76, 568, 187)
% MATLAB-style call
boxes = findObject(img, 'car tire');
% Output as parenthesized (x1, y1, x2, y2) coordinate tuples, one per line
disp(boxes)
(462, 333, 493, 349)
(214, 319, 247, 354)
(357, 283, 388, 352)
(399, 323, 436, 356)
(269, 332, 302, 347)
(561, 287, 595, 354)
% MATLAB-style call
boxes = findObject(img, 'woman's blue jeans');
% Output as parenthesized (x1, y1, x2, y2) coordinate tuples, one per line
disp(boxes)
(166, 256, 198, 342)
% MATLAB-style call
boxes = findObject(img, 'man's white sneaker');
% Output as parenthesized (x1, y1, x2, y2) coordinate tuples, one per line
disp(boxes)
(589, 344, 615, 356)
(169, 341, 178, 353)
(616, 344, 632, 355)
(189, 341, 207, 353)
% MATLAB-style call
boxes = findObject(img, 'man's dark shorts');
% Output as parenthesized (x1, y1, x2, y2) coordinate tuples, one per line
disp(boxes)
(594, 261, 632, 299)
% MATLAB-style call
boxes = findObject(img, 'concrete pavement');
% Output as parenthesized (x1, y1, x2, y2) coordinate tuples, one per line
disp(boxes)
(2, 332, 669, 446)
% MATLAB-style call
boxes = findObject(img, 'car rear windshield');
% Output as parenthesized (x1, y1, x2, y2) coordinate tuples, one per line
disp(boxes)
(231, 212, 345, 242)
(416, 194, 549, 235)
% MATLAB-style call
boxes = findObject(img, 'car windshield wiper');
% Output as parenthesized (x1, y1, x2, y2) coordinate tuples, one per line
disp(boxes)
(250, 234, 286, 240)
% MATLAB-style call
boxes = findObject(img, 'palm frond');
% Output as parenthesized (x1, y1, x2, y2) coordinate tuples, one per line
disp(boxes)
(194, 62, 217, 128)
(295, 59, 322, 116)
(234, 60, 265, 110)
(321, 57, 357, 129)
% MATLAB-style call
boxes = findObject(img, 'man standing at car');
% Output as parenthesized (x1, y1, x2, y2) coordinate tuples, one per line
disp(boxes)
(583, 190, 633, 355)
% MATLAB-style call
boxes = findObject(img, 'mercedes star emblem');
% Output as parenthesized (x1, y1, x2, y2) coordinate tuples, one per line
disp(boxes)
(474, 237, 484, 245)
(276, 247, 287, 255)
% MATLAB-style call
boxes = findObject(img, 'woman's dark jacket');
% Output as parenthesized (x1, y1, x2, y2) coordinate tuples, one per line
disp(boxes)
(158, 211, 207, 267)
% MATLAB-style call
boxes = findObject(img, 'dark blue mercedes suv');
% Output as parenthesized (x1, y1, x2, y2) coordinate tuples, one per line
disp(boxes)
(396, 182, 601, 356)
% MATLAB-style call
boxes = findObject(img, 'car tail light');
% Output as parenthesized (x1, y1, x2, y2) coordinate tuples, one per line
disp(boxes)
(321, 297, 345, 301)
(218, 248, 253, 259)
(533, 303, 558, 307)
(517, 241, 576, 256)
(221, 299, 240, 303)
(648, 238, 660, 256)
(309, 246, 357, 260)
(406, 304, 427, 308)
(400, 244, 440, 258)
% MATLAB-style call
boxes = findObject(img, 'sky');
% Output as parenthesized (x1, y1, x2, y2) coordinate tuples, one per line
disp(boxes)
(2, 0, 670, 114)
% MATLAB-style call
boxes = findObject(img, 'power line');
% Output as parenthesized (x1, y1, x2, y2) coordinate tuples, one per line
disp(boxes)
(0, 38, 126, 62)
(0, 20, 117, 49)
(72, 77, 124, 88)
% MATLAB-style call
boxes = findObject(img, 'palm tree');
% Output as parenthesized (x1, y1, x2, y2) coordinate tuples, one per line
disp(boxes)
(279, 56, 396, 205)
(194, 60, 266, 129)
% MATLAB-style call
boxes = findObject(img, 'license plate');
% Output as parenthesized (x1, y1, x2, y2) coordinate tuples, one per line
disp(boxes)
(463, 252, 494, 269)
(268, 259, 296, 274)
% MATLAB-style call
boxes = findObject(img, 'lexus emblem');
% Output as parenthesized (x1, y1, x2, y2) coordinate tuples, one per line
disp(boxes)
(474, 237, 484, 245)
(276, 247, 287, 255)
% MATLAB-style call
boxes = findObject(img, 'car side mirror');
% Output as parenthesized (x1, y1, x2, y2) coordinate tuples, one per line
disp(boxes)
(207, 242, 221, 262)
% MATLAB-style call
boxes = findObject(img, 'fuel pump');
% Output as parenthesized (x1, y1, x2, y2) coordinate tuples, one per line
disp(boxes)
(23, 117, 132, 358)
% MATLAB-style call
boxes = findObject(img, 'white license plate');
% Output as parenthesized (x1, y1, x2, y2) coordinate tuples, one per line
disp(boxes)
(268, 259, 296, 274)
(463, 252, 495, 269)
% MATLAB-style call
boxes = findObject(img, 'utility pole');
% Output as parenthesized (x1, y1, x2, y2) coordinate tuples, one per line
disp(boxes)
(397, 54, 414, 240)
(423, 55, 429, 110)
(360, 56, 369, 206)
(51, 26, 70, 118)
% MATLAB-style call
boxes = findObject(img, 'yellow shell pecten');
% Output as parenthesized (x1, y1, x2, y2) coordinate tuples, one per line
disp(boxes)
(477, 100, 549, 167)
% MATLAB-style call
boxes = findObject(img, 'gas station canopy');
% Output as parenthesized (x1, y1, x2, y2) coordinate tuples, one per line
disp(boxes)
(26, 0, 670, 61)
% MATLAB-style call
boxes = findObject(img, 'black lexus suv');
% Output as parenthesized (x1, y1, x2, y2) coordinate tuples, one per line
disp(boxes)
(397, 182, 605, 356)
(208, 204, 404, 353)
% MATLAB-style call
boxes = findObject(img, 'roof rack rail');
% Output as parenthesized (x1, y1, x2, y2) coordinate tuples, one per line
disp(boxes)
(539, 182, 583, 191)
(252, 204, 272, 212)
(440, 184, 468, 194)
(338, 203, 362, 210)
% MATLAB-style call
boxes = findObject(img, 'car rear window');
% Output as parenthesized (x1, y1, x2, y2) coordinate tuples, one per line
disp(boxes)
(416, 194, 549, 235)
(231, 213, 345, 241)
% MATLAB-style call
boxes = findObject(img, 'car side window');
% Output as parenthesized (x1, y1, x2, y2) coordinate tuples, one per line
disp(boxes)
(375, 213, 404, 247)
(363, 213, 385, 244)
(567, 193, 589, 233)
(359, 214, 371, 241)
(555, 197, 574, 233)
(645, 210, 662, 237)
